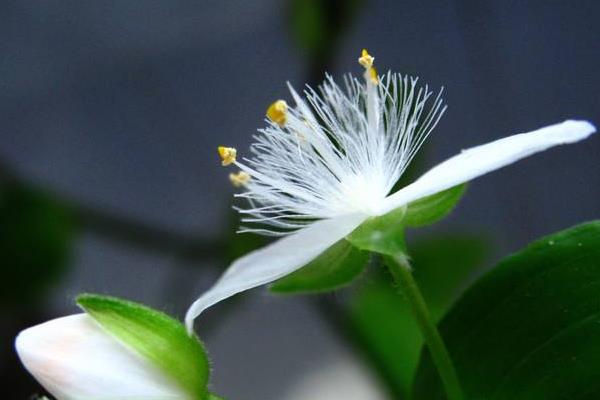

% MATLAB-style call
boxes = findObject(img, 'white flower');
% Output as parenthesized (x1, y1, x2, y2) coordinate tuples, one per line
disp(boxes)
(16, 314, 190, 400)
(185, 49, 595, 331)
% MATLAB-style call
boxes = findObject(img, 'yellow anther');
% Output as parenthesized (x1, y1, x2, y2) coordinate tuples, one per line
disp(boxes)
(367, 65, 379, 85)
(358, 49, 374, 69)
(266, 100, 288, 127)
(218, 146, 237, 166)
(229, 171, 251, 187)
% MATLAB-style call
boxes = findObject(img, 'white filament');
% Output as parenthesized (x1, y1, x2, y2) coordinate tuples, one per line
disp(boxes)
(234, 72, 446, 236)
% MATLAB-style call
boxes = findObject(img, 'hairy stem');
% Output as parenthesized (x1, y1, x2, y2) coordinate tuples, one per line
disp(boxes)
(386, 253, 464, 400)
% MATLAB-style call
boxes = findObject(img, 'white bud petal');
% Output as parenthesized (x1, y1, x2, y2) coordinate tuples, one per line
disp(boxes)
(15, 314, 189, 400)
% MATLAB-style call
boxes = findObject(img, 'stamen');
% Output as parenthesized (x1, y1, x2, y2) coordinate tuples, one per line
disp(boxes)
(266, 100, 288, 127)
(359, 49, 379, 85)
(358, 49, 374, 69)
(367, 66, 379, 85)
(218, 146, 237, 166)
(229, 171, 251, 187)
(230, 54, 446, 236)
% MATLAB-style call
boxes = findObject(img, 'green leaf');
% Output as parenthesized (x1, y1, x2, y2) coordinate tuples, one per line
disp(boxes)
(413, 221, 600, 400)
(270, 239, 368, 294)
(349, 234, 490, 398)
(403, 184, 466, 227)
(77, 294, 210, 400)
(0, 182, 74, 307)
(208, 394, 225, 400)
(346, 206, 407, 256)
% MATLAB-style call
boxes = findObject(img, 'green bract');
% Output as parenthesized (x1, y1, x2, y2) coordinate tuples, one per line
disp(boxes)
(347, 206, 408, 256)
(403, 184, 467, 227)
(413, 221, 600, 399)
(77, 294, 211, 400)
(270, 239, 368, 293)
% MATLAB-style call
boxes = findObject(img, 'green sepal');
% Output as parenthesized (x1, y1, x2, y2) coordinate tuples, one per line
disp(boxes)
(347, 206, 407, 256)
(77, 294, 210, 400)
(270, 239, 369, 294)
(403, 184, 466, 227)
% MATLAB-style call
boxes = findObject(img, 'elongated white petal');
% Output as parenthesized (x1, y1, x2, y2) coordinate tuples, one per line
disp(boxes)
(377, 120, 596, 215)
(185, 213, 367, 331)
(16, 314, 187, 400)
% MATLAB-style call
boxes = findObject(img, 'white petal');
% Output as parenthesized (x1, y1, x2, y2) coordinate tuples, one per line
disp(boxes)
(186, 213, 367, 331)
(377, 120, 596, 215)
(15, 314, 187, 400)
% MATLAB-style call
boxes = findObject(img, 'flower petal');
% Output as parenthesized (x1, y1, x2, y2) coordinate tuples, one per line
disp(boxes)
(378, 120, 596, 215)
(185, 213, 367, 331)
(15, 314, 187, 400)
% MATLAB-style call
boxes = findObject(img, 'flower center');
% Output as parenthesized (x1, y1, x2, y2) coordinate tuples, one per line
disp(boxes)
(214, 49, 446, 235)
(335, 173, 388, 216)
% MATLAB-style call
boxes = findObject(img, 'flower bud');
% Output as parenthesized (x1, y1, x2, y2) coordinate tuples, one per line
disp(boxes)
(15, 294, 215, 400)
(16, 313, 192, 399)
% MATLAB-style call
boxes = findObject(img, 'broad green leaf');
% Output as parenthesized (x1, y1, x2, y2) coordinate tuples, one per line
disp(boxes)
(413, 221, 600, 400)
(0, 182, 74, 307)
(403, 184, 466, 227)
(270, 239, 368, 293)
(77, 294, 210, 400)
(349, 234, 490, 399)
(208, 394, 225, 400)
(347, 206, 407, 256)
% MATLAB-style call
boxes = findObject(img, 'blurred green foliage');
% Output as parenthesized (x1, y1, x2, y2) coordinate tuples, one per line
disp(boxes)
(0, 182, 74, 308)
(289, 0, 362, 59)
(414, 221, 600, 400)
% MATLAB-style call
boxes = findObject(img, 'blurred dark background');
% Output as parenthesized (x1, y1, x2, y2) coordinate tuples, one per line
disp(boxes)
(1, 1, 598, 399)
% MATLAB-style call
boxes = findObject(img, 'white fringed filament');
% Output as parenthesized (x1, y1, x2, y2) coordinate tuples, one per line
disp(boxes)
(232, 72, 446, 236)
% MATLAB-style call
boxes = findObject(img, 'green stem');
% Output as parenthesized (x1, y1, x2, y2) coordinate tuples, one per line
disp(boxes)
(386, 252, 464, 400)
